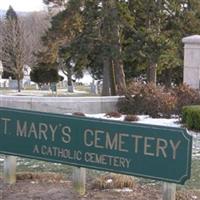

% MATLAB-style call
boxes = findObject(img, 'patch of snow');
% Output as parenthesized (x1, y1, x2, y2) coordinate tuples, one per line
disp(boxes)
(114, 188, 133, 192)
(76, 72, 93, 85)
(106, 179, 113, 184)
(86, 113, 125, 121)
(86, 114, 181, 127)
(136, 115, 180, 127)
(30, 164, 40, 168)
(31, 181, 38, 184)
(192, 195, 198, 199)
(59, 70, 94, 85)
(73, 90, 88, 94)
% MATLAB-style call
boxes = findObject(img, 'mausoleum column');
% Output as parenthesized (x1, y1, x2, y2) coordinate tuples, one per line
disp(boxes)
(182, 35, 200, 89)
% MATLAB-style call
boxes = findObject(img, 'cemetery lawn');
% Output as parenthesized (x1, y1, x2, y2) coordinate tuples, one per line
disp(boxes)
(0, 87, 94, 97)
(0, 169, 200, 200)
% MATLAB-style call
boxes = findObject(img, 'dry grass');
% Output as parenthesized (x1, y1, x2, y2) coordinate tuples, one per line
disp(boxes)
(16, 172, 64, 183)
(92, 173, 135, 190)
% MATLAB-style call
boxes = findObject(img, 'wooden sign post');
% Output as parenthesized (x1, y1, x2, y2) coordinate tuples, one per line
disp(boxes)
(4, 155, 16, 184)
(163, 182, 176, 200)
(73, 167, 86, 195)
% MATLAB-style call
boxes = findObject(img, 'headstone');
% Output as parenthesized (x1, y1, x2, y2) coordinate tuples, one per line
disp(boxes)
(9, 80, 23, 90)
(40, 84, 50, 90)
(90, 81, 98, 94)
(50, 82, 57, 92)
(68, 85, 74, 93)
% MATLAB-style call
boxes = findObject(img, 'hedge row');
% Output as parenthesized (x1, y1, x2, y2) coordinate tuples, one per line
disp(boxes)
(182, 105, 200, 130)
(117, 82, 200, 118)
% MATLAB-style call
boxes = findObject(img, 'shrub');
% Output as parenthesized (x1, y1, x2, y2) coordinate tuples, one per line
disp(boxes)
(72, 112, 85, 116)
(118, 82, 176, 118)
(126, 81, 143, 95)
(124, 115, 139, 122)
(118, 82, 200, 117)
(30, 67, 63, 84)
(182, 105, 200, 130)
(173, 84, 200, 114)
(105, 111, 122, 118)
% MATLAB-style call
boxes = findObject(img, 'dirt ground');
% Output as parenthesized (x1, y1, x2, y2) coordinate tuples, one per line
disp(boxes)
(0, 173, 199, 200)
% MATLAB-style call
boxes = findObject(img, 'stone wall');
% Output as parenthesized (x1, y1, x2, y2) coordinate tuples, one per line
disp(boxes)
(0, 96, 120, 114)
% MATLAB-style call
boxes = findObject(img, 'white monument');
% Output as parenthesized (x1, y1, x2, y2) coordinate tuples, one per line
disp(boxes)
(0, 61, 9, 88)
(182, 35, 200, 89)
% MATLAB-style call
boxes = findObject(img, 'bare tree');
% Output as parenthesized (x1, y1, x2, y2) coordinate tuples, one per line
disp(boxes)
(20, 11, 50, 67)
(0, 6, 27, 92)
(0, 8, 50, 92)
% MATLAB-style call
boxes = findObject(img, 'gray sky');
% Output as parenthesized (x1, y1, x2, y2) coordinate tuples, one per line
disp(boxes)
(0, 0, 45, 12)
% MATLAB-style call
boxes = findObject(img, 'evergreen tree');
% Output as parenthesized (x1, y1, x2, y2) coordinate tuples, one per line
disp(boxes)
(125, 0, 200, 86)
(41, 0, 200, 90)
(35, 0, 84, 92)
(41, 0, 134, 95)
(125, 0, 168, 84)
(30, 67, 62, 85)
(153, 0, 200, 86)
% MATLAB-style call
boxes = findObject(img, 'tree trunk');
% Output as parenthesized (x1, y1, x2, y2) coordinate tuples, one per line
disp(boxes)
(17, 78, 21, 92)
(164, 69, 172, 88)
(110, 60, 117, 96)
(101, 0, 126, 96)
(67, 67, 74, 93)
(111, 0, 126, 95)
(147, 62, 157, 84)
(114, 59, 126, 95)
(102, 57, 110, 96)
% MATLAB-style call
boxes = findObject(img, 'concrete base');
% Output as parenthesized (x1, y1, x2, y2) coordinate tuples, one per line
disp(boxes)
(4, 156, 16, 184)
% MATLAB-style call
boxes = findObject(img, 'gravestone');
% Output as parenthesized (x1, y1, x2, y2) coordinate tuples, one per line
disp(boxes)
(90, 81, 98, 94)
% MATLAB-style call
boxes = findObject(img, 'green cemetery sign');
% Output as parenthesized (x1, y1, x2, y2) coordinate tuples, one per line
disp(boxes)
(0, 107, 192, 184)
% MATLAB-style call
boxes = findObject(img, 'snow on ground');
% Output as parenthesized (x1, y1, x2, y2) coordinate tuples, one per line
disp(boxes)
(59, 70, 93, 85)
(86, 113, 125, 121)
(86, 114, 180, 126)
(136, 115, 180, 127)
(0, 88, 89, 97)
(76, 71, 93, 85)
